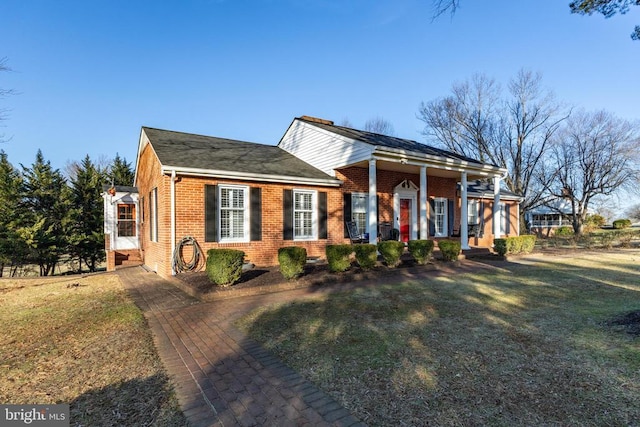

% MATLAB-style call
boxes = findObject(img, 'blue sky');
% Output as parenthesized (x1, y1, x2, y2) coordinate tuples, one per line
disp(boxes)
(1, 0, 638, 172)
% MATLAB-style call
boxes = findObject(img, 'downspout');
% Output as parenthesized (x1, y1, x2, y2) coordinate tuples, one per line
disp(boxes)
(170, 169, 177, 275)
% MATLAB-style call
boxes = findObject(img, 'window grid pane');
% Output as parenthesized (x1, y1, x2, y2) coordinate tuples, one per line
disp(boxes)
(435, 200, 445, 235)
(117, 204, 136, 237)
(295, 193, 312, 211)
(220, 187, 246, 239)
(468, 201, 479, 224)
(352, 194, 368, 234)
(294, 192, 314, 238)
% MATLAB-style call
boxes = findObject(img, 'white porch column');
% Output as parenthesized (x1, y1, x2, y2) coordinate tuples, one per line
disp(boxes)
(493, 175, 502, 238)
(368, 159, 377, 244)
(420, 166, 428, 239)
(460, 172, 470, 250)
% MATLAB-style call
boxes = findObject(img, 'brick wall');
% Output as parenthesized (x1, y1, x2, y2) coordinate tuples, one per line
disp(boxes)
(136, 157, 519, 278)
(136, 143, 172, 276)
(336, 166, 460, 228)
(336, 165, 519, 245)
(173, 177, 344, 270)
(136, 144, 346, 277)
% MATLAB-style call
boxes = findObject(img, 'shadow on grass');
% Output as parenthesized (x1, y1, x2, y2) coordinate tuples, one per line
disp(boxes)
(69, 374, 187, 427)
(238, 251, 640, 426)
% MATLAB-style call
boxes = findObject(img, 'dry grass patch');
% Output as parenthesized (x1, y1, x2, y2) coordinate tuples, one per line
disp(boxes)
(0, 274, 186, 426)
(237, 250, 640, 426)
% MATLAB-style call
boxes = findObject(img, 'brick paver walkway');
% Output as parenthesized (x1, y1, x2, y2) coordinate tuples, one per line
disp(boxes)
(117, 267, 365, 427)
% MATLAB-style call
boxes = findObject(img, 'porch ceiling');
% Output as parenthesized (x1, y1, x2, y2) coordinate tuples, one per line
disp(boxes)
(347, 160, 493, 180)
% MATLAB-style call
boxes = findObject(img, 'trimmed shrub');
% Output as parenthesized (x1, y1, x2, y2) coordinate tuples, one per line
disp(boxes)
(494, 236, 537, 256)
(438, 240, 461, 262)
(407, 239, 435, 265)
(377, 240, 405, 267)
(354, 244, 378, 270)
(326, 244, 353, 273)
(206, 249, 244, 287)
(520, 235, 537, 253)
(278, 246, 307, 279)
(494, 238, 507, 256)
(555, 226, 574, 237)
(506, 236, 523, 254)
(613, 219, 632, 229)
(585, 214, 606, 228)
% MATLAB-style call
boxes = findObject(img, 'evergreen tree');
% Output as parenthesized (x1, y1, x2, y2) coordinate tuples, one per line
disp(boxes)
(110, 153, 135, 186)
(0, 151, 26, 276)
(69, 155, 107, 272)
(19, 150, 72, 276)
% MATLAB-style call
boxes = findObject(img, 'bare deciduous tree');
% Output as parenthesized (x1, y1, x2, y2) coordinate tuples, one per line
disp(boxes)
(545, 110, 640, 234)
(431, 0, 639, 40)
(338, 117, 354, 128)
(364, 116, 396, 135)
(418, 73, 501, 163)
(431, 0, 460, 18)
(570, 0, 640, 40)
(501, 70, 569, 212)
(418, 69, 569, 226)
(625, 203, 640, 221)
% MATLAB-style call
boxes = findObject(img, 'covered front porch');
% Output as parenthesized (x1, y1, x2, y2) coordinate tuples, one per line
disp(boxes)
(338, 149, 509, 250)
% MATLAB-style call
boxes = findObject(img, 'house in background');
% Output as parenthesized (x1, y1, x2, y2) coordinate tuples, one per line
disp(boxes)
(104, 116, 521, 278)
(525, 199, 575, 236)
(463, 180, 523, 244)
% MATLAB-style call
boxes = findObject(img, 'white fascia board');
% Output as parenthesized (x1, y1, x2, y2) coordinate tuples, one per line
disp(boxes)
(134, 128, 157, 187)
(373, 147, 507, 176)
(468, 191, 523, 202)
(161, 166, 342, 187)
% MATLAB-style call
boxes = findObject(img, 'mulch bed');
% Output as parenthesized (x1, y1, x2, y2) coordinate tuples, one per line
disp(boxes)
(172, 255, 454, 301)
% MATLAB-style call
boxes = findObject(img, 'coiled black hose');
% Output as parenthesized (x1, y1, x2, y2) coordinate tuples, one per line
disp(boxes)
(172, 236, 203, 273)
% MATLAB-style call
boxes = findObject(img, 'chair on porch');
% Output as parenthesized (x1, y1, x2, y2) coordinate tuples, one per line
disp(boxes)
(378, 222, 400, 241)
(452, 223, 481, 238)
(468, 223, 480, 237)
(345, 220, 367, 244)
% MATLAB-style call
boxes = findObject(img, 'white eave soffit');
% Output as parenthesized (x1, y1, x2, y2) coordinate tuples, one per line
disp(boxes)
(161, 166, 342, 187)
(373, 147, 505, 175)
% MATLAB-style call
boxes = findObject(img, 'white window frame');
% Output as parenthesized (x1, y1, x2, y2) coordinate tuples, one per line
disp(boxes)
(219, 185, 250, 243)
(293, 189, 317, 241)
(351, 192, 369, 236)
(434, 197, 448, 238)
(468, 199, 480, 225)
(117, 203, 137, 237)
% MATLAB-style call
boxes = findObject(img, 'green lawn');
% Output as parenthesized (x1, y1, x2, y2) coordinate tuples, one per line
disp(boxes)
(0, 274, 186, 426)
(237, 250, 640, 426)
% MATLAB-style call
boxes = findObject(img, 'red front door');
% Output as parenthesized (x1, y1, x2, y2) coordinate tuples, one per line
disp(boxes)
(400, 199, 411, 242)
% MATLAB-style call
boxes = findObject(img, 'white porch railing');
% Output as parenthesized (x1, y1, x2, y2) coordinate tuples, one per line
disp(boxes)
(530, 220, 564, 228)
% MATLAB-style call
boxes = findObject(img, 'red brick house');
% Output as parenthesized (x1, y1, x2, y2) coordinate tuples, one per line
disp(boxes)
(104, 116, 520, 277)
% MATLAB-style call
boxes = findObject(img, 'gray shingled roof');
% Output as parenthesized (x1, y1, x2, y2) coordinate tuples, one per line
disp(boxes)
(102, 184, 138, 193)
(143, 127, 338, 181)
(464, 180, 521, 199)
(300, 118, 495, 166)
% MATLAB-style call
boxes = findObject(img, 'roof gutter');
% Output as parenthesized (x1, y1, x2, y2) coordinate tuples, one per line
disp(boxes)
(161, 166, 342, 187)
